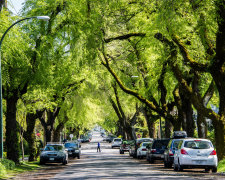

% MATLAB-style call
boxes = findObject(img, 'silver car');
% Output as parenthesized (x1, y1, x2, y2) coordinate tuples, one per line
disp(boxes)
(112, 138, 122, 148)
(173, 139, 218, 172)
(40, 143, 68, 165)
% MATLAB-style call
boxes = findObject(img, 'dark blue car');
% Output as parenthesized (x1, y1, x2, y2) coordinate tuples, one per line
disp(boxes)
(163, 139, 182, 167)
(146, 139, 170, 163)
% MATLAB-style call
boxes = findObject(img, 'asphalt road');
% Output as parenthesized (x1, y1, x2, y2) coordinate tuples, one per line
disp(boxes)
(14, 131, 225, 180)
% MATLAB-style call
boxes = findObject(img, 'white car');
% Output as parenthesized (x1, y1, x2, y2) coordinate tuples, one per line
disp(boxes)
(173, 138, 218, 172)
(112, 138, 122, 148)
(137, 142, 152, 159)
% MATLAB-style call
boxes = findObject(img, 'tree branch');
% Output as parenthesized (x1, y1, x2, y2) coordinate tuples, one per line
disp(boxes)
(104, 33, 146, 43)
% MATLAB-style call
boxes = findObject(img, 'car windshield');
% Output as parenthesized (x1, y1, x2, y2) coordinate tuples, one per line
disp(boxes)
(44, 145, 63, 151)
(114, 139, 121, 142)
(65, 143, 78, 148)
(184, 140, 212, 149)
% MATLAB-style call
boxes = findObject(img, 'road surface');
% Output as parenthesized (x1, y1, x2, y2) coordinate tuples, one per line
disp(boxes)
(14, 131, 225, 180)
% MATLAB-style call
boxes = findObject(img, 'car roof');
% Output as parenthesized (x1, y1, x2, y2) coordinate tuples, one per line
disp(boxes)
(182, 138, 211, 142)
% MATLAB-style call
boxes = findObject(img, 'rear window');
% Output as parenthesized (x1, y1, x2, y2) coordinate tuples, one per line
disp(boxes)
(152, 140, 169, 149)
(65, 143, 78, 148)
(142, 142, 150, 147)
(173, 140, 181, 149)
(114, 139, 122, 142)
(184, 140, 212, 149)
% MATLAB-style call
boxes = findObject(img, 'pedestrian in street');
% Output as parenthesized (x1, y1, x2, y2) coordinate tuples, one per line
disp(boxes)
(97, 142, 101, 152)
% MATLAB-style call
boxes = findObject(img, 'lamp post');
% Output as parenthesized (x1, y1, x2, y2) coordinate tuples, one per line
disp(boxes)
(0, 16, 50, 159)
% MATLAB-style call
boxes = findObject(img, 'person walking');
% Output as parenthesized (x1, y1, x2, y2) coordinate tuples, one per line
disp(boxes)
(97, 142, 101, 152)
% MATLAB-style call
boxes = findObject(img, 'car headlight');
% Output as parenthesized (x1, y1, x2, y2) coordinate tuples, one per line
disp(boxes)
(75, 150, 80, 153)
(57, 152, 64, 157)
(40, 152, 48, 157)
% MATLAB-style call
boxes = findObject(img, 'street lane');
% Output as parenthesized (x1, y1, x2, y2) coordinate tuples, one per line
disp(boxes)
(52, 131, 225, 180)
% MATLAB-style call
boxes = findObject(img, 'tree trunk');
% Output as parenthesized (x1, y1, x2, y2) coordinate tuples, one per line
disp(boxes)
(213, 119, 225, 160)
(165, 120, 172, 138)
(0, 0, 7, 12)
(53, 123, 64, 142)
(180, 90, 195, 137)
(6, 95, 20, 163)
(197, 113, 207, 138)
(26, 113, 37, 162)
(143, 107, 156, 138)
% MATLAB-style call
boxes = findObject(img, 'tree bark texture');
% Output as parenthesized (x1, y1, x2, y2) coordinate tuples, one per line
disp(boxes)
(5, 95, 20, 163)
(26, 113, 37, 161)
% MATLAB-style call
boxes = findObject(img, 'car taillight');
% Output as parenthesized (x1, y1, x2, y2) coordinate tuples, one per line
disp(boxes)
(151, 149, 156, 153)
(210, 150, 217, 155)
(142, 148, 147, 151)
(181, 149, 188, 155)
(169, 149, 174, 156)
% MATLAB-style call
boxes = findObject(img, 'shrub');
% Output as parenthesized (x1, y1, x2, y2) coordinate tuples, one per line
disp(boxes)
(0, 162, 6, 176)
(1, 159, 15, 170)
(218, 159, 225, 172)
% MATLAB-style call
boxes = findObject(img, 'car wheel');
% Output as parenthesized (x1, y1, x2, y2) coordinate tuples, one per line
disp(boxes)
(121, 151, 124, 154)
(78, 154, 80, 159)
(173, 163, 178, 171)
(164, 161, 168, 168)
(149, 157, 154, 164)
(39, 160, 45, 165)
(178, 161, 183, 171)
(168, 162, 172, 168)
(212, 167, 217, 173)
(62, 158, 67, 165)
(205, 168, 210, 173)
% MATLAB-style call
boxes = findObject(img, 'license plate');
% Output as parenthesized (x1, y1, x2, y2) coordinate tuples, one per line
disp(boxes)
(161, 155, 164, 159)
(69, 152, 72, 154)
(194, 160, 204, 164)
(49, 158, 54, 161)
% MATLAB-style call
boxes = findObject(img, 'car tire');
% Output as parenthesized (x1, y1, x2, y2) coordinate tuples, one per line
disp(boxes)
(177, 161, 183, 171)
(78, 154, 80, 159)
(212, 167, 217, 173)
(62, 158, 67, 165)
(39, 160, 45, 165)
(164, 161, 168, 168)
(121, 151, 124, 154)
(173, 163, 178, 171)
(205, 168, 210, 173)
(149, 157, 154, 164)
(168, 162, 172, 168)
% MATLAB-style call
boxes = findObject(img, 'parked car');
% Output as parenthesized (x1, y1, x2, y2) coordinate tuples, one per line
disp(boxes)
(171, 131, 187, 139)
(120, 140, 134, 154)
(40, 143, 68, 165)
(112, 138, 122, 148)
(164, 139, 182, 167)
(146, 139, 170, 163)
(173, 138, 218, 172)
(130, 138, 153, 158)
(137, 142, 152, 159)
(106, 135, 117, 143)
(64, 141, 81, 159)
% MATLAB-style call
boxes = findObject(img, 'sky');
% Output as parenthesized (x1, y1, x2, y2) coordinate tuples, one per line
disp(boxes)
(8, 0, 26, 15)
